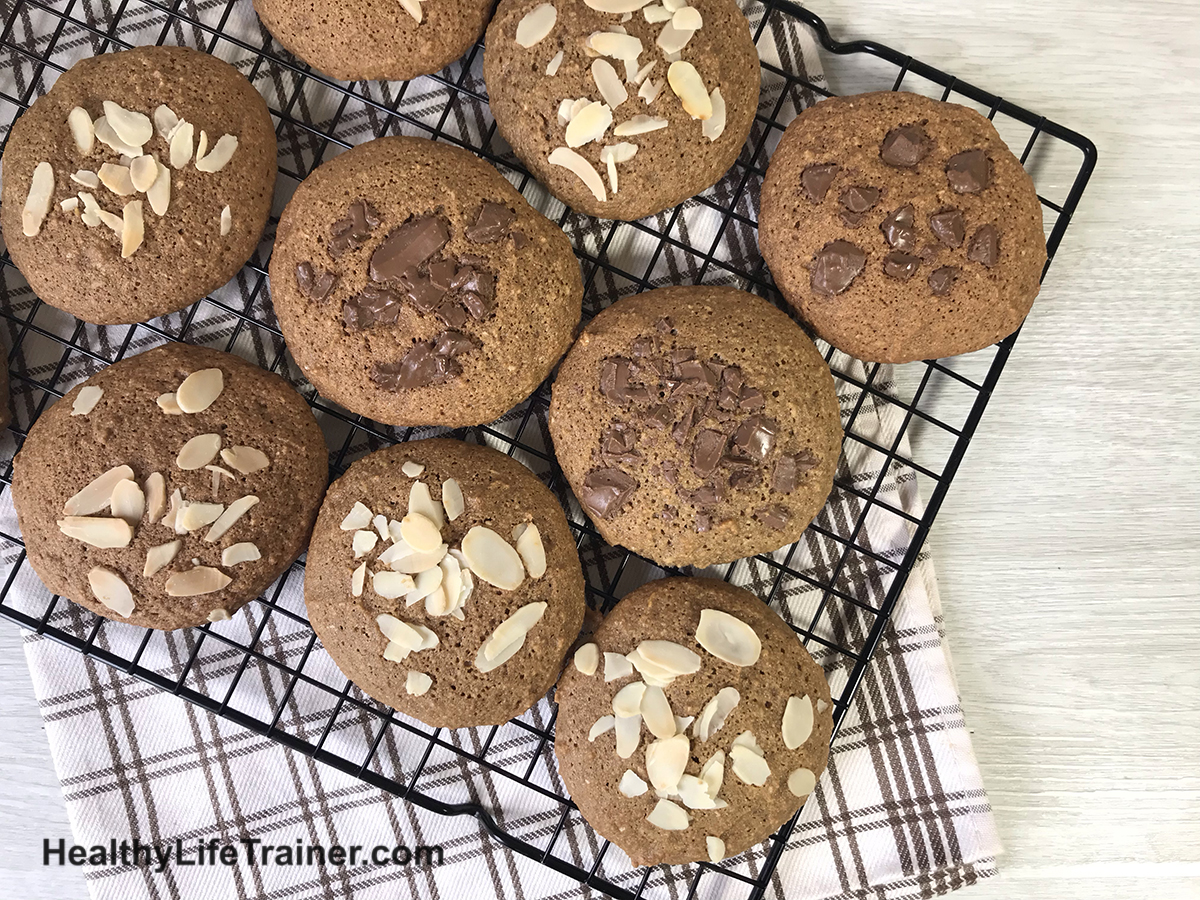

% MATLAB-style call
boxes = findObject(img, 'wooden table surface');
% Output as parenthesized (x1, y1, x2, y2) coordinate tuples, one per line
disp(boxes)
(2, 1, 1198, 898)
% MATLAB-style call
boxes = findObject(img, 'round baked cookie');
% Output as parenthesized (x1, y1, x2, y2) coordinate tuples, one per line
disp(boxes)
(483, 0, 759, 221)
(549, 286, 841, 568)
(11, 343, 329, 630)
(305, 439, 586, 728)
(253, 0, 491, 83)
(0, 47, 277, 325)
(269, 136, 582, 427)
(759, 91, 1047, 363)
(555, 577, 833, 866)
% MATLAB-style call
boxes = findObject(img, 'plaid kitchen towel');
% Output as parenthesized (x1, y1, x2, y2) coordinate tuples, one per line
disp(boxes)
(0, 0, 1002, 898)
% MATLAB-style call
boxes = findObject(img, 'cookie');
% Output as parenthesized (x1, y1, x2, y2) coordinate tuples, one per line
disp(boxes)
(483, 0, 759, 221)
(0, 47, 277, 325)
(270, 136, 582, 427)
(758, 91, 1047, 363)
(253, 0, 491, 83)
(549, 286, 841, 568)
(11, 343, 329, 630)
(304, 439, 586, 728)
(554, 576, 833, 866)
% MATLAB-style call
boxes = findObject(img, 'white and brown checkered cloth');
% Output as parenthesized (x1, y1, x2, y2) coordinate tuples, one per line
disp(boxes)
(0, 1, 1001, 898)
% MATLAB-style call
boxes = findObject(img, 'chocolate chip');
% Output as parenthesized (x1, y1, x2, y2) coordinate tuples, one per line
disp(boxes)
(399, 269, 447, 313)
(580, 468, 638, 519)
(660, 459, 678, 484)
(601, 422, 641, 464)
(465, 201, 516, 243)
(880, 204, 918, 252)
(695, 513, 711, 533)
(883, 251, 921, 281)
(772, 451, 818, 492)
(929, 266, 960, 296)
(880, 125, 932, 168)
(967, 224, 1000, 268)
(342, 284, 402, 330)
(691, 429, 726, 476)
(371, 329, 475, 391)
(811, 240, 867, 296)
(672, 401, 698, 445)
(738, 386, 765, 410)
(428, 257, 458, 291)
(840, 186, 881, 214)
(645, 403, 674, 429)
(295, 261, 338, 302)
(369, 215, 451, 283)
(451, 265, 496, 319)
(929, 209, 966, 248)
(800, 163, 840, 203)
(511, 230, 528, 249)
(434, 330, 475, 358)
(717, 366, 744, 410)
(600, 357, 651, 405)
(946, 149, 990, 193)
(329, 199, 381, 257)
(755, 505, 790, 530)
(684, 481, 724, 508)
(434, 299, 469, 329)
(730, 415, 777, 462)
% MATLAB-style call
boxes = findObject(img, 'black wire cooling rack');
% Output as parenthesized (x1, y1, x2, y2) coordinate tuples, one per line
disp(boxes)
(0, 0, 1095, 897)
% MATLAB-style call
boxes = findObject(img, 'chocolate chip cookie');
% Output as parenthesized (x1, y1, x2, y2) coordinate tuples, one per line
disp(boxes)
(549, 286, 841, 568)
(0, 47, 277, 325)
(483, 0, 759, 220)
(254, 0, 491, 83)
(759, 91, 1047, 363)
(11, 343, 328, 630)
(555, 576, 833, 866)
(269, 136, 583, 426)
(305, 439, 586, 728)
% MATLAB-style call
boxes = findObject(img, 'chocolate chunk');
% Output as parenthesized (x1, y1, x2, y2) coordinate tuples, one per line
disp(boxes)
(810, 240, 866, 296)
(451, 265, 496, 319)
(511, 230, 528, 249)
(645, 403, 674, 429)
(434, 299, 469, 328)
(661, 505, 677, 522)
(917, 244, 941, 263)
(929, 209, 966, 248)
(929, 266, 960, 296)
(670, 347, 697, 365)
(695, 513, 711, 533)
(656, 316, 675, 334)
(880, 125, 932, 168)
(684, 481, 724, 509)
(692, 429, 727, 476)
(800, 163, 840, 203)
(840, 210, 866, 227)
(675, 358, 707, 383)
(427, 257, 458, 291)
(465, 201, 516, 243)
(342, 284, 401, 330)
(600, 357, 651, 405)
(730, 468, 759, 490)
(881, 204, 918, 252)
(946, 149, 990, 193)
(660, 459, 678, 484)
(883, 251, 921, 281)
(372, 342, 450, 390)
(433, 330, 475, 358)
(601, 422, 641, 464)
(672, 401, 698, 445)
(630, 336, 654, 358)
(730, 415, 777, 462)
(295, 261, 338, 302)
(580, 468, 638, 519)
(755, 505, 790, 530)
(717, 366, 744, 410)
(399, 269, 447, 313)
(840, 186, 881, 214)
(328, 199, 381, 257)
(738, 386, 765, 410)
(772, 451, 818, 493)
(967, 224, 1000, 268)
(369, 215, 450, 283)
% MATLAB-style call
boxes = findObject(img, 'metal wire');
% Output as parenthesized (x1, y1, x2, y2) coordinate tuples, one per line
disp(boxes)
(0, 1, 1096, 898)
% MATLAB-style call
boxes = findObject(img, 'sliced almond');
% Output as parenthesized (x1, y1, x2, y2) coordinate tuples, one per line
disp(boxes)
(584, 0, 652, 12)
(646, 798, 689, 831)
(574, 642, 599, 676)
(619, 769, 649, 797)
(88, 567, 135, 617)
(438, 554, 462, 608)
(589, 31, 643, 60)
(205, 495, 258, 542)
(169, 121, 194, 169)
(548, 147, 607, 202)
(546, 49, 564, 76)
(568, 97, 591, 120)
(638, 78, 663, 104)
(406, 671, 433, 696)
(64, 464, 135, 515)
(400, 512, 442, 553)
(71, 169, 101, 189)
(657, 20, 695, 55)
(706, 836, 725, 863)
(377, 613, 430, 652)
(640, 685, 675, 739)
(157, 392, 183, 415)
(645, 732, 689, 792)
(613, 114, 669, 136)
(58, 516, 133, 548)
(474, 631, 527, 673)
(782, 694, 814, 750)
(195, 130, 209, 165)
(178, 502, 224, 532)
(556, 98, 576, 126)
(145, 472, 166, 523)
(663, 0, 683, 11)
(696, 608, 761, 666)
(176, 367, 224, 413)
(637, 640, 701, 675)
(817, 697, 830, 713)
(96, 206, 123, 235)
(788, 767, 817, 798)
(676, 773, 718, 809)
(408, 481, 445, 528)
(441, 478, 464, 521)
(400, 460, 425, 477)
(102, 101, 152, 146)
(68, 107, 94, 154)
(730, 744, 770, 786)
(93, 116, 142, 157)
(352, 530, 378, 558)
(589, 715, 615, 741)
(513, 522, 547, 578)
(565, 101, 613, 147)
(591, 60, 628, 109)
(341, 501, 373, 531)
(176, 433, 221, 470)
(71, 385, 103, 416)
(516, 2, 557, 47)
(222, 542, 260, 566)
(404, 565, 443, 606)
(483, 601, 547, 661)
(207, 608, 231, 623)
(98, 162, 135, 196)
(373, 570, 416, 600)
(731, 730, 763, 756)
(220, 205, 232, 237)
(120, 199, 143, 258)
(604, 651, 634, 681)
(643, 4, 671, 21)
(626, 647, 677, 686)
(667, 60, 711, 119)
(153, 104, 179, 141)
(77, 191, 103, 228)
(60, 197, 79, 212)
(146, 160, 170, 216)
(351, 561, 367, 597)
(614, 713, 641, 758)
(694, 686, 740, 742)
(701, 87, 726, 141)
(195, 134, 238, 173)
(398, 0, 423, 24)
(423, 586, 449, 616)
(143, 540, 182, 577)
(380, 539, 448, 574)
(600, 142, 638, 165)
(165, 566, 232, 597)
(129, 155, 157, 192)
(612, 681, 646, 717)
(632, 59, 657, 84)
(220, 446, 270, 475)
(162, 488, 184, 531)
(21, 162, 54, 237)
(672, 6, 702, 28)
(371, 513, 389, 542)
(699, 749, 725, 797)
(461, 526, 525, 590)
(110, 478, 145, 525)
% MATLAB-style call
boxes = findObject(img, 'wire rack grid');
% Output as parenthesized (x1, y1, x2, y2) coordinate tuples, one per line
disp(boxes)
(0, 0, 1095, 898)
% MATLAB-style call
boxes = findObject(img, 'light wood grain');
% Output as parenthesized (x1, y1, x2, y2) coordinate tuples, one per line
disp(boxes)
(2, 1, 1198, 898)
